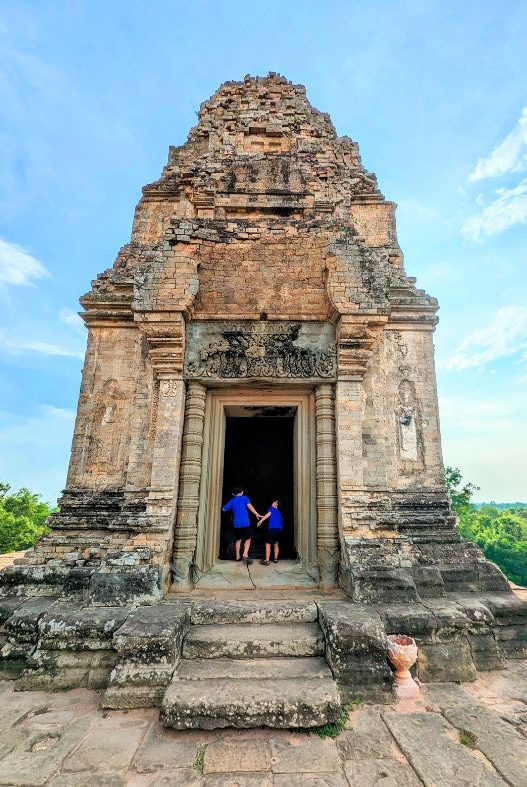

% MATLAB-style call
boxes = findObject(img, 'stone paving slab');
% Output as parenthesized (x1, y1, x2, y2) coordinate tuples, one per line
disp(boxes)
(203, 775, 272, 787)
(344, 759, 422, 787)
(50, 774, 127, 786)
(192, 560, 317, 591)
(0, 715, 93, 786)
(62, 713, 152, 773)
(194, 562, 254, 591)
(336, 706, 395, 761)
(383, 711, 507, 786)
(0, 659, 526, 785)
(128, 768, 203, 786)
(131, 726, 202, 773)
(204, 739, 272, 773)
(427, 683, 527, 785)
(274, 773, 347, 786)
(269, 735, 340, 773)
(248, 560, 317, 588)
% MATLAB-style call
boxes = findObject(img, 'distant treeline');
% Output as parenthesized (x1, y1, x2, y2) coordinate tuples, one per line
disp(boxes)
(474, 502, 527, 511)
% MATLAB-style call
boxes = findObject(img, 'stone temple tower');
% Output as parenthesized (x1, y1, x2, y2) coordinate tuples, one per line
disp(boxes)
(1, 75, 524, 724)
(26, 70, 503, 599)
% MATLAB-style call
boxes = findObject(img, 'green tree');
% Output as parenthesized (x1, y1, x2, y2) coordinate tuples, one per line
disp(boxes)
(0, 482, 54, 553)
(445, 467, 527, 587)
(444, 466, 479, 526)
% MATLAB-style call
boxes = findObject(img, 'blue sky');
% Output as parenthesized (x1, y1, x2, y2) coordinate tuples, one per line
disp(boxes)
(0, 0, 526, 503)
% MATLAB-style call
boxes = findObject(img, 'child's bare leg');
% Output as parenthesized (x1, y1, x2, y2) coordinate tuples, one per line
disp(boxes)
(274, 542, 279, 561)
(242, 538, 251, 558)
(235, 539, 242, 560)
(265, 543, 271, 562)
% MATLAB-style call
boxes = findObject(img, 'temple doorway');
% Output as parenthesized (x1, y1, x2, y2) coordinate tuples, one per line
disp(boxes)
(219, 411, 296, 561)
(192, 387, 318, 586)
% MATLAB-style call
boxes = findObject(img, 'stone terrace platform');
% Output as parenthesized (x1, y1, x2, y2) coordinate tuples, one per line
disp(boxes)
(0, 660, 526, 786)
(2, 585, 527, 730)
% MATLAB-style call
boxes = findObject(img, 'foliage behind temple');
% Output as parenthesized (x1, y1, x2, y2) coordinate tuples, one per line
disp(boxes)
(0, 482, 53, 553)
(445, 467, 527, 587)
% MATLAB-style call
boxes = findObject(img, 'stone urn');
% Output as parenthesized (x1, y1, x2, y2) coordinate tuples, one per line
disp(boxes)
(387, 634, 420, 699)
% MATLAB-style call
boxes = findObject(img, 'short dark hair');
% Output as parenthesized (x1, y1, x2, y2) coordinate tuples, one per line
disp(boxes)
(232, 485, 244, 495)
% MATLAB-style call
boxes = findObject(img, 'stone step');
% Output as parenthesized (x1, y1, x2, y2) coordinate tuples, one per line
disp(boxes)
(182, 623, 324, 659)
(189, 599, 318, 625)
(160, 676, 342, 729)
(177, 656, 332, 680)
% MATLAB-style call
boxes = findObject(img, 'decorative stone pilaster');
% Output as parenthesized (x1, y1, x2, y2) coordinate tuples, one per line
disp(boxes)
(171, 382, 207, 589)
(148, 378, 186, 519)
(134, 313, 187, 592)
(334, 316, 386, 494)
(336, 315, 387, 381)
(315, 384, 339, 587)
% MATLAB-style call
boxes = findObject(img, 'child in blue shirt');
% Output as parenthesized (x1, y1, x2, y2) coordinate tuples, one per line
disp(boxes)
(257, 499, 283, 565)
(222, 486, 261, 564)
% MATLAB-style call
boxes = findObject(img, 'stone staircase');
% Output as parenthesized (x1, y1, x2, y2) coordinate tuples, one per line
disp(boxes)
(160, 600, 342, 730)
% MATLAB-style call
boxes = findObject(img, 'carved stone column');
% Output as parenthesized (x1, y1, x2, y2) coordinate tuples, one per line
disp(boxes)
(315, 384, 339, 587)
(171, 381, 207, 589)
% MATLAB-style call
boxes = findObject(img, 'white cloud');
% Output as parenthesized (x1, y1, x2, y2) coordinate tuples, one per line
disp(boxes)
(59, 308, 85, 334)
(446, 305, 527, 371)
(462, 179, 527, 241)
(469, 107, 527, 182)
(0, 238, 49, 286)
(0, 333, 84, 360)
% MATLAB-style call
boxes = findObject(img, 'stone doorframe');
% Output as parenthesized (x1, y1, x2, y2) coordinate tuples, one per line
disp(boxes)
(171, 383, 339, 589)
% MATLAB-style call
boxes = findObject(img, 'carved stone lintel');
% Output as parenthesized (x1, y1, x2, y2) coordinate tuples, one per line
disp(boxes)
(185, 321, 336, 380)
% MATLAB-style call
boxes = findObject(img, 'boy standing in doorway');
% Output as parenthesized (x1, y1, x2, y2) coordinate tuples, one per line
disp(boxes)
(222, 486, 261, 564)
(257, 499, 283, 565)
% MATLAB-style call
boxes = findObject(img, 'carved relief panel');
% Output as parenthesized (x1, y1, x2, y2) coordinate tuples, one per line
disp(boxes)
(184, 321, 337, 381)
(385, 330, 425, 474)
(84, 379, 127, 478)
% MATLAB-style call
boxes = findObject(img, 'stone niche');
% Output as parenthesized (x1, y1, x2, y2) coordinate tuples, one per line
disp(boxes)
(184, 320, 337, 382)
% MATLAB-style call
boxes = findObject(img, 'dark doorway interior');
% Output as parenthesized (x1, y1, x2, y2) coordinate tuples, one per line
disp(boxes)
(220, 413, 295, 560)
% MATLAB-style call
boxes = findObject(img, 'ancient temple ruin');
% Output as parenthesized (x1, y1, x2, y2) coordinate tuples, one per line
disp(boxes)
(1, 74, 525, 728)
